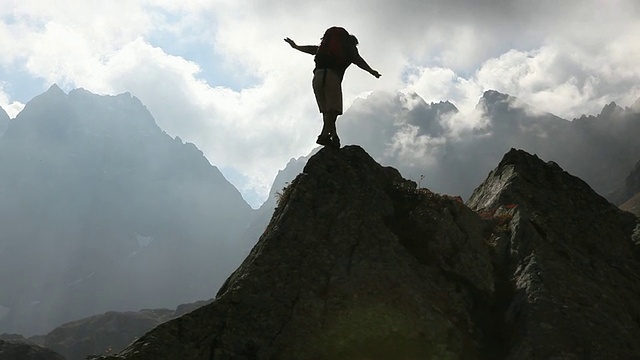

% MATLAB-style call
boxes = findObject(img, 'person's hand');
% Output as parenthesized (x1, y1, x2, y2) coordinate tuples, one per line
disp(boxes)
(371, 70, 381, 78)
(284, 37, 297, 48)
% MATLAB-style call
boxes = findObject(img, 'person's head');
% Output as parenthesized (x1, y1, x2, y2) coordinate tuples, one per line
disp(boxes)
(321, 27, 359, 46)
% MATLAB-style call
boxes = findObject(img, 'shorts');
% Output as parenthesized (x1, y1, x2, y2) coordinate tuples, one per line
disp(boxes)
(312, 68, 343, 115)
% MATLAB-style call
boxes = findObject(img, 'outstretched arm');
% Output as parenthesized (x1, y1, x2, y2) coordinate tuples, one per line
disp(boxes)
(351, 47, 381, 78)
(284, 38, 318, 55)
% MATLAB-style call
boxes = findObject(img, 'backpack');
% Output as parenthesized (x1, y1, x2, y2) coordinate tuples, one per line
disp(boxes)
(315, 27, 351, 70)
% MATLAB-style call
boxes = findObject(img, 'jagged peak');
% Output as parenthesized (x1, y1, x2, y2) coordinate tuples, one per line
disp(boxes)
(476, 90, 513, 113)
(468, 148, 626, 220)
(481, 89, 510, 102)
(497, 148, 551, 169)
(600, 101, 624, 117)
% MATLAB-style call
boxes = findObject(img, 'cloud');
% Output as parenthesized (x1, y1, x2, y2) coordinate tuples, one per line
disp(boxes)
(0, 85, 24, 118)
(385, 124, 446, 169)
(2, 0, 640, 207)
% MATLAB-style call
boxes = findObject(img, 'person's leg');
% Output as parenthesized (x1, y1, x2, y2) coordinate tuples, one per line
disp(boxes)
(313, 69, 342, 147)
(323, 70, 342, 147)
(325, 111, 340, 147)
(323, 111, 338, 136)
(313, 70, 332, 145)
(316, 112, 331, 145)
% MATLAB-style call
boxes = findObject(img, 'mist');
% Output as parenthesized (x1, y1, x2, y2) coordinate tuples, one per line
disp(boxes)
(0, 86, 253, 336)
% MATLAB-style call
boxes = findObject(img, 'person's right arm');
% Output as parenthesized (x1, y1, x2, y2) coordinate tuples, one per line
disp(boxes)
(284, 38, 318, 55)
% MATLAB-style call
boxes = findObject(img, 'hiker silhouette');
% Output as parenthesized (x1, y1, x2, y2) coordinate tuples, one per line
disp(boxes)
(285, 27, 381, 148)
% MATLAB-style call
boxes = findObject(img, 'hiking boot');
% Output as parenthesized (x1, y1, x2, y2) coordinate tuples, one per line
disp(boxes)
(330, 135, 340, 148)
(316, 134, 331, 146)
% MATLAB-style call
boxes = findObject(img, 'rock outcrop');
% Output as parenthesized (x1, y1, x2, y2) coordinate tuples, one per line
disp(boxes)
(468, 149, 640, 359)
(97, 146, 640, 359)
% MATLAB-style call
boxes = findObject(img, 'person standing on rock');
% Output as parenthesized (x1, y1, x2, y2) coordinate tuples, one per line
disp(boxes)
(285, 27, 381, 148)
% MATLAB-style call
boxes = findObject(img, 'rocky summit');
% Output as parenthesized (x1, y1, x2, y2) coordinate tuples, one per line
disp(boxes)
(99, 146, 640, 360)
(468, 149, 640, 359)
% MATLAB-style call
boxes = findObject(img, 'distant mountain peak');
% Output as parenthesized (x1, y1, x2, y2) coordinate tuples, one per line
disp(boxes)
(600, 101, 624, 117)
(482, 89, 510, 102)
(45, 83, 65, 95)
(477, 90, 515, 112)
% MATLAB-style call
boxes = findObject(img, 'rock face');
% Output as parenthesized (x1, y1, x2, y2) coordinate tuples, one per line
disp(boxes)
(99, 146, 640, 359)
(0, 339, 65, 360)
(467, 149, 640, 359)
(240, 151, 314, 254)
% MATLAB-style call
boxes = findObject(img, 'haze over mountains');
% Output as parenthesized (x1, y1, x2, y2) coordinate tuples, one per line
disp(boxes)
(0, 85, 252, 335)
(0, 84, 638, 345)
(338, 90, 640, 202)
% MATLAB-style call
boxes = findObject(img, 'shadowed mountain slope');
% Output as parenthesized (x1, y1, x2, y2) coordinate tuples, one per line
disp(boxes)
(611, 159, 640, 206)
(0, 339, 65, 360)
(98, 146, 640, 359)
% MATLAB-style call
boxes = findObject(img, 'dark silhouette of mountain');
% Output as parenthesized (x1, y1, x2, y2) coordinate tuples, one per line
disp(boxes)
(0, 85, 252, 336)
(0, 106, 8, 135)
(95, 145, 640, 359)
(0, 338, 65, 360)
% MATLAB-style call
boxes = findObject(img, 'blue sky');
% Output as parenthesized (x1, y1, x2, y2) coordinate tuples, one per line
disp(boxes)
(2, 0, 640, 208)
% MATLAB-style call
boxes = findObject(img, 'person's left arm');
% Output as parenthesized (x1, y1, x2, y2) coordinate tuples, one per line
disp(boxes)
(350, 46, 381, 78)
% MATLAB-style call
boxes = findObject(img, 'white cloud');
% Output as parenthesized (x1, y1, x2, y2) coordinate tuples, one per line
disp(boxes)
(385, 124, 445, 168)
(2, 0, 640, 206)
(404, 66, 483, 113)
(0, 85, 25, 118)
